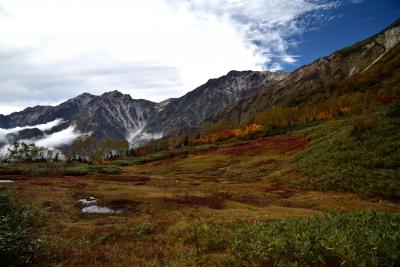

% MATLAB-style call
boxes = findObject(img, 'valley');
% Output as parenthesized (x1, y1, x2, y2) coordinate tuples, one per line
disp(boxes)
(0, 17, 399, 267)
(1, 105, 399, 266)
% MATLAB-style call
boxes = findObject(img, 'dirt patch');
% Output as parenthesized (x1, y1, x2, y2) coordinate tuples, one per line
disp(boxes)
(165, 193, 226, 209)
(93, 174, 151, 183)
(30, 180, 54, 186)
(259, 159, 278, 165)
(217, 135, 310, 155)
(265, 184, 297, 198)
(95, 199, 141, 214)
(232, 195, 276, 207)
(41, 201, 62, 212)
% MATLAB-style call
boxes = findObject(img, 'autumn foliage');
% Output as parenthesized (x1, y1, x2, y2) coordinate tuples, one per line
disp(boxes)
(194, 123, 263, 144)
(130, 87, 399, 158)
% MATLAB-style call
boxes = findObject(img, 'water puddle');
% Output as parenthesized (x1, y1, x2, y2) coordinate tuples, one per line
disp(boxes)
(78, 196, 97, 205)
(81, 205, 122, 214)
(0, 179, 15, 183)
(78, 196, 122, 214)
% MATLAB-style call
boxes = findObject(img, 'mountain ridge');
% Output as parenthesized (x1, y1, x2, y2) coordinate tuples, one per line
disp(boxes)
(1, 19, 399, 147)
(0, 70, 283, 146)
(201, 18, 400, 129)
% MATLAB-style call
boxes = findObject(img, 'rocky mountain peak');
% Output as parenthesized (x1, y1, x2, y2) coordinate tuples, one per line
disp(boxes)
(101, 90, 124, 98)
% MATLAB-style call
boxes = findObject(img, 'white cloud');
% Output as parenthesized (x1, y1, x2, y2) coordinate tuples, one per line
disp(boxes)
(0, 119, 86, 152)
(34, 125, 83, 148)
(0, 0, 341, 114)
(0, 119, 64, 143)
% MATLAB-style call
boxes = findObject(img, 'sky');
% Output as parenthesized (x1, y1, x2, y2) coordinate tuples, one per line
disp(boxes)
(0, 0, 399, 115)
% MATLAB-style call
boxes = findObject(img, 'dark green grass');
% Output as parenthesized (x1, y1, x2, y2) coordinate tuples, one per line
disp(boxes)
(293, 105, 400, 200)
(126, 144, 218, 165)
(0, 189, 50, 266)
(0, 162, 91, 177)
(231, 210, 400, 266)
(98, 165, 122, 174)
(0, 162, 111, 177)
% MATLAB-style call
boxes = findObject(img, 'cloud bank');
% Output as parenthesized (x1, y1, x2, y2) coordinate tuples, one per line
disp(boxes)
(0, 119, 64, 143)
(34, 126, 84, 148)
(0, 0, 342, 114)
(0, 119, 86, 154)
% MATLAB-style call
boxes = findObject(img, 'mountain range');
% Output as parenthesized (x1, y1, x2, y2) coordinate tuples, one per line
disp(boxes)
(0, 19, 399, 148)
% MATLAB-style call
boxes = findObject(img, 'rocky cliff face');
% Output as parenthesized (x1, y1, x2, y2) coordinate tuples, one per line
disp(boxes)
(0, 106, 52, 129)
(143, 70, 287, 136)
(271, 19, 400, 104)
(73, 91, 157, 140)
(0, 93, 95, 129)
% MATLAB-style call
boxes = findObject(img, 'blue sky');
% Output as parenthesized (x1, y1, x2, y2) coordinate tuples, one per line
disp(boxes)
(285, 0, 400, 71)
(0, 0, 399, 115)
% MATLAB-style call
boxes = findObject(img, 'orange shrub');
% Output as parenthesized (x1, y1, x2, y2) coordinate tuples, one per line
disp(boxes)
(339, 106, 352, 115)
(315, 111, 334, 121)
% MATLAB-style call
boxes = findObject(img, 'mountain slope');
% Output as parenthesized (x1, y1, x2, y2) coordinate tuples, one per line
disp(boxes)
(73, 91, 157, 140)
(0, 93, 95, 129)
(144, 70, 287, 136)
(0, 70, 285, 145)
(202, 19, 400, 129)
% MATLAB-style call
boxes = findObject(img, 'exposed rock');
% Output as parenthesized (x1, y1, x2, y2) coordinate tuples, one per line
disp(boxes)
(144, 70, 287, 136)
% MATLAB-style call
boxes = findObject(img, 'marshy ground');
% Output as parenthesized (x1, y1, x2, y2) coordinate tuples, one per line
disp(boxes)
(1, 127, 399, 266)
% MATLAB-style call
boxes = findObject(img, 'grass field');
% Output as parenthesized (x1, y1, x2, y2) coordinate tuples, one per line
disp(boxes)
(0, 107, 399, 266)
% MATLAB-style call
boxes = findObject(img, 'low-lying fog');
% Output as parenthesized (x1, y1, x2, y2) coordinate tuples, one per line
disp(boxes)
(0, 119, 85, 154)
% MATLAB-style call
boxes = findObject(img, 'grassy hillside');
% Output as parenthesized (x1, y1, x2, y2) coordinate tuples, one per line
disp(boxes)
(231, 210, 400, 266)
(292, 104, 400, 200)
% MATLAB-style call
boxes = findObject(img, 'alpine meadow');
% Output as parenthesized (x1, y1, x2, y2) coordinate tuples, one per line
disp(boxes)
(0, 1, 399, 266)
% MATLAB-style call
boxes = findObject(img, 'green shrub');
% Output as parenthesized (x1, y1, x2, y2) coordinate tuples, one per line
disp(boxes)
(134, 222, 155, 237)
(183, 221, 230, 255)
(0, 189, 49, 266)
(0, 164, 23, 175)
(350, 116, 374, 141)
(99, 166, 122, 175)
(387, 98, 400, 117)
(232, 210, 400, 266)
(112, 160, 131, 166)
(131, 151, 171, 164)
(64, 165, 89, 176)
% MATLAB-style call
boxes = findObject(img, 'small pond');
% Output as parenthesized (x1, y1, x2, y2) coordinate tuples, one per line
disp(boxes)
(81, 205, 122, 214)
(78, 196, 122, 214)
(0, 179, 15, 183)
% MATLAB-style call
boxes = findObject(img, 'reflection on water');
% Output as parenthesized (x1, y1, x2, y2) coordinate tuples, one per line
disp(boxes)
(78, 196, 122, 214)
(0, 180, 15, 183)
(78, 196, 97, 205)
(81, 205, 122, 214)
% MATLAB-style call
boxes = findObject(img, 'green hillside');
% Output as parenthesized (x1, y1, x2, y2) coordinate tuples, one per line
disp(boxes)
(292, 103, 400, 200)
